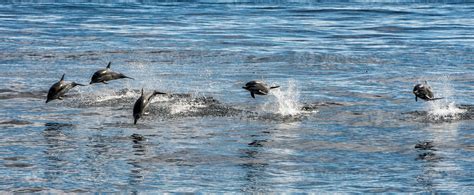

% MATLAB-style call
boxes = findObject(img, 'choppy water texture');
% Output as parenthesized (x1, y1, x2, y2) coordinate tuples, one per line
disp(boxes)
(1, 1, 474, 193)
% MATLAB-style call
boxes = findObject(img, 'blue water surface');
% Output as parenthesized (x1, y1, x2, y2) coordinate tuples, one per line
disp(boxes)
(0, 0, 473, 193)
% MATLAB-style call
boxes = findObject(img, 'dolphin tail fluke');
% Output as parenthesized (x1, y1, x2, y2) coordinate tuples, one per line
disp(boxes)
(428, 97, 444, 101)
(149, 91, 167, 102)
(153, 91, 167, 96)
(73, 82, 87, 87)
(120, 74, 134, 80)
(106, 61, 111, 69)
(270, 86, 280, 89)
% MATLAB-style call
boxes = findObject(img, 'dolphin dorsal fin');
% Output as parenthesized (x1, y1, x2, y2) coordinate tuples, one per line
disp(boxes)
(141, 88, 144, 96)
(423, 80, 428, 85)
(106, 61, 111, 69)
(60, 74, 65, 81)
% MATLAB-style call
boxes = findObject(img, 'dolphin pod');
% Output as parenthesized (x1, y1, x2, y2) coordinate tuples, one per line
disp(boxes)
(45, 61, 444, 124)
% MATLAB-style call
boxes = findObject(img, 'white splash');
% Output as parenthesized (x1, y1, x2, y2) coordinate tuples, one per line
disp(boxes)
(260, 80, 302, 116)
(425, 76, 465, 120)
(170, 100, 205, 115)
(94, 89, 136, 102)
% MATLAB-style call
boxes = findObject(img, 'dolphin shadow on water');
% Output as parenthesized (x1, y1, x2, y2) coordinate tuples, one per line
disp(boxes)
(127, 133, 147, 186)
(41, 122, 76, 182)
(413, 140, 445, 192)
(240, 139, 270, 192)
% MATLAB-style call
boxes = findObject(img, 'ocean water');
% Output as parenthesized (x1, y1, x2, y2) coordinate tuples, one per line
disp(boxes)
(0, 1, 473, 193)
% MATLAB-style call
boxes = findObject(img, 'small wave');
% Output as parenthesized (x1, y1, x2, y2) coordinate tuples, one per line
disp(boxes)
(0, 88, 46, 100)
(302, 102, 348, 111)
(290, 8, 414, 15)
(0, 119, 33, 126)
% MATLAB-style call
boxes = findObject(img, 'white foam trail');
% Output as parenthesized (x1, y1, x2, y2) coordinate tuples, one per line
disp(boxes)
(425, 76, 465, 120)
(260, 80, 302, 116)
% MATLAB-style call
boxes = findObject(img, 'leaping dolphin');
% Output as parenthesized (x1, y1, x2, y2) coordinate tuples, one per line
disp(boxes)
(242, 80, 280, 99)
(46, 74, 85, 103)
(413, 81, 444, 102)
(90, 61, 134, 84)
(133, 88, 167, 124)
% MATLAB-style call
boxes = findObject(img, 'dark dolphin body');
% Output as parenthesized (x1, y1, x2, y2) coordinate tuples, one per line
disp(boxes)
(90, 62, 134, 84)
(46, 74, 86, 103)
(413, 81, 443, 102)
(242, 80, 280, 98)
(133, 89, 167, 124)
